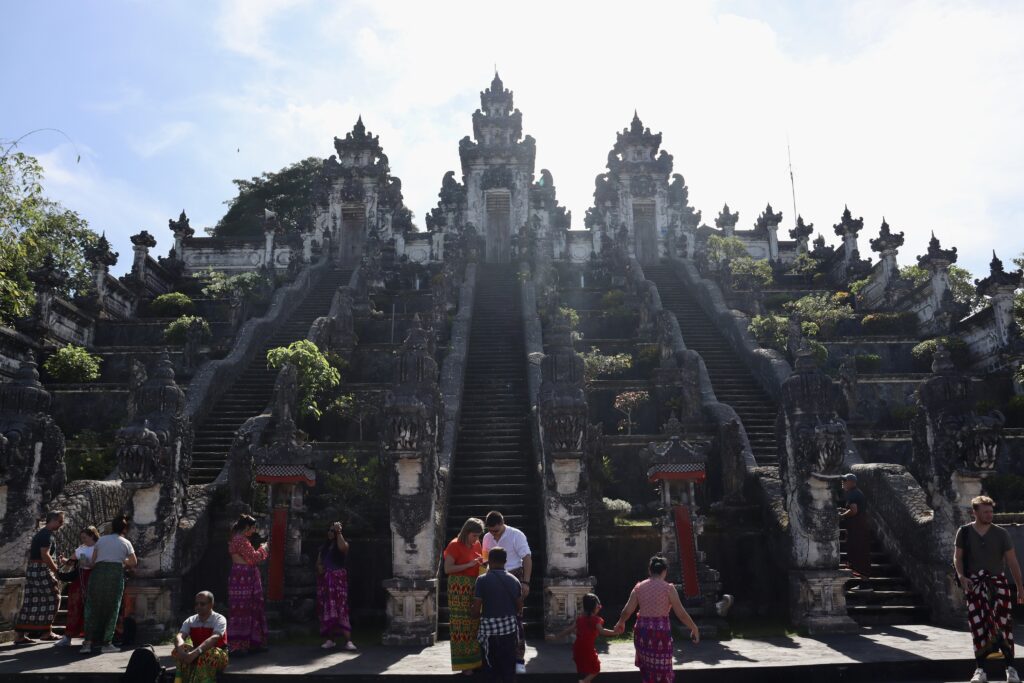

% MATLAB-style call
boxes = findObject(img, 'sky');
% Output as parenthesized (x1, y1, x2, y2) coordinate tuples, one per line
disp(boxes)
(3, 0, 1023, 278)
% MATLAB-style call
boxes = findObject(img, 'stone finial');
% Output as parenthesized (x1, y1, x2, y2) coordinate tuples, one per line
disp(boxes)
(168, 210, 194, 239)
(0, 361, 51, 414)
(262, 208, 280, 234)
(715, 203, 740, 233)
(130, 230, 157, 249)
(630, 110, 644, 135)
(789, 215, 814, 242)
(754, 203, 783, 234)
(84, 233, 119, 268)
(917, 232, 958, 269)
(27, 253, 69, 293)
(869, 218, 904, 254)
(931, 343, 956, 374)
(976, 250, 1023, 296)
(832, 205, 864, 238)
(793, 339, 819, 373)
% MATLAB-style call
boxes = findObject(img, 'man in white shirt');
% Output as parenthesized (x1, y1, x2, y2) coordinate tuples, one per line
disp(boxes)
(172, 591, 229, 680)
(483, 511, 532, 675)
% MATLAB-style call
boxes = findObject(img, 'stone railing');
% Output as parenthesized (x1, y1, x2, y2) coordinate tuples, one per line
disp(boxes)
(178, 236, 296, 275)
(437, 264, 477, 477)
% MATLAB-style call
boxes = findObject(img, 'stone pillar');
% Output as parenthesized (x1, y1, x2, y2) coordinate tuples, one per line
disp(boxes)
(789, 216, 813, 254)
(755, 204, 783, 262)
(23, 254, 68, 337)
(84, 234, 119, 315)
(917, 233, 958, 316)
(168, 210, 194, 261)
(832, 206, 863, 269)
(777, 343, 857, 634)
(715, 203, 739, 239)
(381, 317, 441, 645)
(869, 219, 905, 293)
(130, 230, 157, 282)
(976, 252, 1023, 348)
(262, 210, 278, 270)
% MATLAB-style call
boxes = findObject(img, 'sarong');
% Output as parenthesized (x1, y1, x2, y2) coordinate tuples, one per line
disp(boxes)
(446, 574, 481, 671)
(227, 563, 266, 651)
(845, 513, 872, 577)
(174, 646, 229, 683)
(84, 563, 125, 644)
(64, 568, 91, 638)
(966, 570, 1014, 659)
(317, 567, 352, 638)
(634, 615, 674, 683)
(15, 561, 60, 634)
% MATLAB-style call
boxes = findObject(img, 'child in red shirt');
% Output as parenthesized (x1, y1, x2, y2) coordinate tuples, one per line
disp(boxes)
(555, 593, 617, 682)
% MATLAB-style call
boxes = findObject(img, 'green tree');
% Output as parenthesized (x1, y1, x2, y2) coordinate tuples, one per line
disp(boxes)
(899, 264, 980, 313)
(266, 339, 341, 419)
(0, 151, 100, 323)
(213, 157, 322, 238)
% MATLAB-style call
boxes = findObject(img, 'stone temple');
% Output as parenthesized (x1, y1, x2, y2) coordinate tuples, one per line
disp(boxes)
(1, 73, 1023, 648)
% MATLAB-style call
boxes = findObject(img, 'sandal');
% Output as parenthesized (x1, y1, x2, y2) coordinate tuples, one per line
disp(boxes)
(38, 633, 61, 642)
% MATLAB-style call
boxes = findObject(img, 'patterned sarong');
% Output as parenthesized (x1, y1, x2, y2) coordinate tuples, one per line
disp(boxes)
(966, 570, 1014, 658)
(317, 568, 352, 638)
(174, 645, 229, 683)
(634, 615, 674, 683)
(447, 574, 481, 671)
(64, 568, 91, 638)
(477, 614, 518, 669)
(84, 563, 125, 644)
(15, 561, 60, 633)
(228, 563, 267, 651)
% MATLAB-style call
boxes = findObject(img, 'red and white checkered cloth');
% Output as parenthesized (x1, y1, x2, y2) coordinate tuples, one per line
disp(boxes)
(966, 570, 1014, 658)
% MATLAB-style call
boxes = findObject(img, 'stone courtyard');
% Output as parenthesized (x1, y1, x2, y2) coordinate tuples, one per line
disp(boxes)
(1, 74, 1024, 681)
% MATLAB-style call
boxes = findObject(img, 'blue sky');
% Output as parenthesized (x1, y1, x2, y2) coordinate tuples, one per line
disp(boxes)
(3, 0, 1023, 277)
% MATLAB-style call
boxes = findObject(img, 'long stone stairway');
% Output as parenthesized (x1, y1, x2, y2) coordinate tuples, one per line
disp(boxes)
(188, 268, 352, 485)
(438, 264, 543, 638)
(840, 523, 928, 625)
(644, 264, 779, 465)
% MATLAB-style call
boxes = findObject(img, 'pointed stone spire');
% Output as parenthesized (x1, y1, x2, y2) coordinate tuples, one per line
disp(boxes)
(869, 217, 904, 255)
(715, 203, 740, 236)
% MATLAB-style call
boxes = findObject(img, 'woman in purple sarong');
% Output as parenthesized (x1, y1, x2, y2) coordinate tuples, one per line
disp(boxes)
(227, 514, 269, 655)
(316, 521, 355, 650)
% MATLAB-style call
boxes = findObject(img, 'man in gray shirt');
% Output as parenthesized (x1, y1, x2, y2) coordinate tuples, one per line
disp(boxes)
(954, 495, 1024, 683)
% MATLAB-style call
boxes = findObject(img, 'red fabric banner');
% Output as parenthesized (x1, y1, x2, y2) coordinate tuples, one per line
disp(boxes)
(268, 506, 288, 601)
(673, 504, 700, 599)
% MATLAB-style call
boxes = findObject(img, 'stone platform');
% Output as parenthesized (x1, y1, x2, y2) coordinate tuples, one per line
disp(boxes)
(0, 624, 1006, 682)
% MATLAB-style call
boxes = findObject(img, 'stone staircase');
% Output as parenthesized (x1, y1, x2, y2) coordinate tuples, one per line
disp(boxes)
(438, 264, 543, 639)
(188, 268, 352, 485)
(840, 525, 928, 624)
(644, 264, 779, 465)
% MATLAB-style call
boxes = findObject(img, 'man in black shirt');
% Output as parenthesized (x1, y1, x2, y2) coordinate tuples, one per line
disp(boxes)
(839, 473, 871, 579)
(14, 510, 65, 645)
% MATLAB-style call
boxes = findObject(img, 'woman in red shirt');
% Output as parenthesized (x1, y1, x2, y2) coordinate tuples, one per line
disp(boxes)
(443, 517, 485, 674)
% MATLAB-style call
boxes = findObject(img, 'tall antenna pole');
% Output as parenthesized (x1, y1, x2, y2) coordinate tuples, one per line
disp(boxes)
(787, 134, 798, 221)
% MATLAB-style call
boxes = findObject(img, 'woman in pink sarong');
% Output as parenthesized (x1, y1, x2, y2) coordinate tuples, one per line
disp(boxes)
(613, 555, 700, 683)
(227, 514, 269, 655)
(316, 521, 356, 650)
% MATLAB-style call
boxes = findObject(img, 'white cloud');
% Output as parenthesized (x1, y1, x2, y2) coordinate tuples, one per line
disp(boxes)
(129, 121, 195, 158)
(200, 0, 1024, 274)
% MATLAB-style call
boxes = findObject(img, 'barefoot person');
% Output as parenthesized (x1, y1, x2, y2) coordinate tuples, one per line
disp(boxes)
(14, 510, 65, 645)
(613, 555, 699, 683)
(553, 593, 616, 683)
(82, 514, 137, 654)
(316, 521, 356, 651)
(483, 511, 532, 675)
(172, 591, 229, 683)
(227, 514, 269, 656)
(955, 496, 1024, 683)
(444, 517, 485, 674)
(56, 525, 100, 647)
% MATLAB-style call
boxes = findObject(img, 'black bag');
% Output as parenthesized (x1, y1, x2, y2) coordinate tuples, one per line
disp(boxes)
(953, 523, 971, 588)
(121, 644, 166, 683)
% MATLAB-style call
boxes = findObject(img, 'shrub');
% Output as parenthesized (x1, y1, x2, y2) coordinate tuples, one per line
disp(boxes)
(559, 306, 580, 330)
(635, 345, 661, 372)
(729, 256, 774, 290)
(789, 253, 822, 277)
(706, 235, 749, 263)
(199, 269, 272, 302)
(163, 315, 212, 345)
(807, 340, 829, 366)
(318, 452, 387, 532)
(783, 293, 854, 339)
(911, 337, 970, 370)
(65, 430, 116, 480)
(854, 354, 882, 373)
(326, 392, 379, 440)
(43, 345, 102, 383)
(149, 292, 194, 316)
(812, 272, 826, 286)
(614, 390, 649, 435)
(765, 293, 795, 311)
(849, 278, 871, 295)
(267, 339, 341, 419)
(832, 291, 852, 307)
(748, 315, 819, 353)
(601, 290, 626, 310)
(602, 498, 632, 518)
(860, 312, 918, 336)
(581, 348, 633, 382)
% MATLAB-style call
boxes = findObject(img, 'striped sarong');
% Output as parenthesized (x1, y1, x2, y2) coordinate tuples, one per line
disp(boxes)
(634, 615, 674, 683)
(84, 562, 125, 644)
(447, 574, 481, 671)
(15, 561, 60, 633)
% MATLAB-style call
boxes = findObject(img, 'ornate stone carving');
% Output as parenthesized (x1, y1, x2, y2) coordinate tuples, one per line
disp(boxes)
(789, 215, 814, 252)
(715, 203, 739, 236)
(480, 166, 514, 190)
(630, 174, 656, 198)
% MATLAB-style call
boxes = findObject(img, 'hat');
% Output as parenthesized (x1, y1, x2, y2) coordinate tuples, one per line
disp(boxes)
(841, 473, 857, 482)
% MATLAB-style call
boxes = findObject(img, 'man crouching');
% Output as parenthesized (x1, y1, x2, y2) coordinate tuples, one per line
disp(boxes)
(172, 591, 229, 683)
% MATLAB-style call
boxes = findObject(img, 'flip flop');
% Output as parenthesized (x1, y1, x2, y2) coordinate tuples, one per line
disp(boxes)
(37, 634, 61, 642)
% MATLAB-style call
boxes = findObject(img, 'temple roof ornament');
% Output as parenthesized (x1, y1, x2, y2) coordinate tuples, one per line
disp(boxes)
(84, 232, 119, 268)
(754, 203, 783, 234)
(917, 232, 958, 269)
(668, 174, 701, 227)
(976, 251, 1023, 295)
(168, 210, 194, 239)
(130, 230, 157, 249)
(27, 253, 68, 292)
(789, 215, 814, 241)
(869, 218, 904, 254)
(832, 205, 864, 238)
(333, 116, 385, 161)
(715, 203, 739, 231)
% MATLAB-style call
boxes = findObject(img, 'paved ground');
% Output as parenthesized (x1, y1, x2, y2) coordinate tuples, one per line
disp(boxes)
(0, 624, 1012, 681)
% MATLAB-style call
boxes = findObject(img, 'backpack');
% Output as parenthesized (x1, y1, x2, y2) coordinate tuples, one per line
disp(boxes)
(121, 644, 168, 683)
